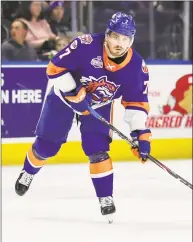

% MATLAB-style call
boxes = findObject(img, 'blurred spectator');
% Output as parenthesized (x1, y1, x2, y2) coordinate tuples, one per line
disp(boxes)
(40, 35, 69, 60)
(47, 1, 70, 36)
(2, 1, 20, 22)
(65, 31, 84, 42)
(1, 19, 38, 61)
(156, 13, 183, 59)
(55, 35, 69, 51)
(1, 6, 11, 43)
(1, 25, 9, 44)
(41, 1, 50, 12)
(16, 1, 56, 52)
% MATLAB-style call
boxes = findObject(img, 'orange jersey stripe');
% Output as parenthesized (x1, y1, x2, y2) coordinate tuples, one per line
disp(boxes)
(121, 100, 150, 113)
(90, 158, 113, 174)
(46, 61, 67, 76)
(27, 147, 47, 167)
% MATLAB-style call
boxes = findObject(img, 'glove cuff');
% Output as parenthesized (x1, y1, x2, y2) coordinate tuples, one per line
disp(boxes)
(64, 87, 86, 103)
(139, 129, 152, 142)
(131, 129, 152, 142)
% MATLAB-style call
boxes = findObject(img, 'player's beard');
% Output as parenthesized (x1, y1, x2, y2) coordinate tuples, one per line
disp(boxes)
(104, 41, 129, 59)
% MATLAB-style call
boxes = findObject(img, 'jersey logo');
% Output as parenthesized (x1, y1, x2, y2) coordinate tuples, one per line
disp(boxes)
(80, 76, 120, 104)
(91, 56, 103, 68)
(107, 63, 115, 70)
(78, 34, 93, 44)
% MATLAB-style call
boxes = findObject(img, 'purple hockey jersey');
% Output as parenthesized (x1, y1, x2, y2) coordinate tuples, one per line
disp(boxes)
(46, 33, 150, 114)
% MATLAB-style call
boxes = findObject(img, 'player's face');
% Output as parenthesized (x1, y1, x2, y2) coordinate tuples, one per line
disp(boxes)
(106, 32, 132, 57)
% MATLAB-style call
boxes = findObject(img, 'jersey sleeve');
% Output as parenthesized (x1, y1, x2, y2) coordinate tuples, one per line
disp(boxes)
(122, 59, 150, 131)
(46, 37, 85, 79)
(121, 59, 150, 115)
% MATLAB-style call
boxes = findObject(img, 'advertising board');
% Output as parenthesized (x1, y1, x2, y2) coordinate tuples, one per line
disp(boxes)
(1, 63, 192, 164)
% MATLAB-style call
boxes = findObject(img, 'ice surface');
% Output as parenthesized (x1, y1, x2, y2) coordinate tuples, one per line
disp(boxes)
(2, 160, 192, 242)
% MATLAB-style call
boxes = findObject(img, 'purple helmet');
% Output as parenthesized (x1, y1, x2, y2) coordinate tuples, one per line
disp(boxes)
(106, 12, 136, 37)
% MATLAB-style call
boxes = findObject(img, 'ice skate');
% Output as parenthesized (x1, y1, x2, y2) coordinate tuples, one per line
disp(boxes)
(99, 196, 116, 224)
(15, 170, 34, 196)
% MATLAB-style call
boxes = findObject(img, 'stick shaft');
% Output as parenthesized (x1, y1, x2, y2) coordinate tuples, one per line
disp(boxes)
(88, 107, 192, 190)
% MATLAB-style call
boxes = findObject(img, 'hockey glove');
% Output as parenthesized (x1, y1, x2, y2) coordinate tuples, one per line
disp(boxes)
(130, 129, 152, 163)
(64, 86, 91, 115)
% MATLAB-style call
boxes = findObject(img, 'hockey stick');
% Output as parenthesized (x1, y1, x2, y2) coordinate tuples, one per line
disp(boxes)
(87, 106, 193, 190)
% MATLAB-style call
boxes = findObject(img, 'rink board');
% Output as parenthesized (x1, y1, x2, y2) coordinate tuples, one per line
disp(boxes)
(1, 62, 192, 166)
(2, 138, 192, 165)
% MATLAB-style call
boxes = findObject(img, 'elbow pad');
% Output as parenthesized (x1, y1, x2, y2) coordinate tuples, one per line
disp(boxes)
(53, 72, 77, 93)
(124, 109, 148, 131)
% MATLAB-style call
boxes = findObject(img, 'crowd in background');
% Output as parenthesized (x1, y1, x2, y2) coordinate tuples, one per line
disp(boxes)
(1, 1, 78, 61)
(92, 1, 192, 60)
(1, 1, 192, 61)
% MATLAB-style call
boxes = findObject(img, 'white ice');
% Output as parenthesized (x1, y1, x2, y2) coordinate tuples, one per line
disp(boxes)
(2, 160, 192, 242)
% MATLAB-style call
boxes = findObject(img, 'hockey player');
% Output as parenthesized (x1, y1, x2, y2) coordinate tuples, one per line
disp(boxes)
(15, 12, 152, 223)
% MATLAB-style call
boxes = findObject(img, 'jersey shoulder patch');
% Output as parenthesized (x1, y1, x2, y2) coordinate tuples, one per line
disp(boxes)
(70, 39, 78, 49)
(78, 34, 93, 44)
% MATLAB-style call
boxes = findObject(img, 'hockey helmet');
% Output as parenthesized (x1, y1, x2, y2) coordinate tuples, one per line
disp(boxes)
(106, 12, 136, 37)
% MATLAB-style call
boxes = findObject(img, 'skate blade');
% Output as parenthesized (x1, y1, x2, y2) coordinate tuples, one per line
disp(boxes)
(104, 214, 114, 224)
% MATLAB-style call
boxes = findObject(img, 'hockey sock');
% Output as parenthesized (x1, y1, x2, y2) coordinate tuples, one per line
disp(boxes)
(23, 146, 47, 175)
(90, 158, 113, 197)
(23, 137, 61, 175)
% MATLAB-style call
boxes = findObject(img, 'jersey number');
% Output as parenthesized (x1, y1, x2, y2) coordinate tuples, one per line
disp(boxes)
(59, 48, 71, 59)
(143, 81, 149, 94)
